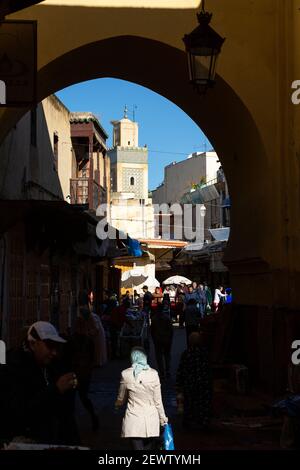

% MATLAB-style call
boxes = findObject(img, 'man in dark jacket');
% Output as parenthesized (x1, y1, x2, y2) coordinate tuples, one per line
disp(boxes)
(151, 304, 173, 379)
(198, 284, 207, 319)
(2, 321, 79, 445)
(184, 285, 200, 306)
(143, 285, 153, 318)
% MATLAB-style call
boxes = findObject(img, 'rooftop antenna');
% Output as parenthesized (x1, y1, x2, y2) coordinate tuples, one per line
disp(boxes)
(124, 104, 128, 118)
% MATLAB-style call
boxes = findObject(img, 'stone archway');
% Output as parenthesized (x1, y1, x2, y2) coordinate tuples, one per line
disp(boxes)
(0, 32, 291, 393)
(1, 35, 268, 299)
(3, 0, 289, 312)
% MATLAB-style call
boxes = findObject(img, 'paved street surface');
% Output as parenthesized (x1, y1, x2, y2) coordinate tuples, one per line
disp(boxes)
(76, 327, 281, 450)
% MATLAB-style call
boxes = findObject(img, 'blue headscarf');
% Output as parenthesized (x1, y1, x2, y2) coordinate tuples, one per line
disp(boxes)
(131, 348, 150, 378)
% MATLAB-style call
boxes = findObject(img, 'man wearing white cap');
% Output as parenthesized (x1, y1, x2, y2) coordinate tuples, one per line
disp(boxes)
(27, 321, 68, 366)
(3, 321, 79, 444)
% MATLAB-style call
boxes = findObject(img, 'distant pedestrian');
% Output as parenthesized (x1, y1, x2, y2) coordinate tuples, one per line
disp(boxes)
(110, 299, 129, 358)
(73, 291, 99, 431)
(184, 285, 200, 306)
(192, 281, 198, 291)
(162, 294, 171, 317)
(133, 290, 140, 305)
(88, 290, 107, 366)
(142, 285, 153, 321)
(175, 295, 185, 327)
(181, 283, 188, 294)
(213, 286, 226, 312)
(203, 282, 213, 314)
(198, 284, 207, 319)
(151, 304, 173, 379)
(152, 286, 163, 316)
(91, 311, 107, 366)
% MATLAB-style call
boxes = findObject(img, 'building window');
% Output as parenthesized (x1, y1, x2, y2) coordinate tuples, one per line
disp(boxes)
(128, 141, 131, 145)
(130, 177, 134, 186)
(30, 108, 37, 146)
(53, 132, 59, 171)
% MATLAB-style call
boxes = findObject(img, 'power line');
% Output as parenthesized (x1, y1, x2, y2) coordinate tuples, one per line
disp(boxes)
(147, 149, 214, 156)
(109, 218, 225, 229)
(60, 141, 217, 157)
(109, 201, 228, 209)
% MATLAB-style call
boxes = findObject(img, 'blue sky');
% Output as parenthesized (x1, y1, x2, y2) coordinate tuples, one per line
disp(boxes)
(56, 78, 212, 190)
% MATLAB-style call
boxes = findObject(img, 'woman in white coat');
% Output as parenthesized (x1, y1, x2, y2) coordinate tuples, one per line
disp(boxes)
(115, 347, 168, 450)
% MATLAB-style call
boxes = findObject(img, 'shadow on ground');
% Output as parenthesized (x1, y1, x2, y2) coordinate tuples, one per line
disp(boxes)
(76, 327, 281, 450)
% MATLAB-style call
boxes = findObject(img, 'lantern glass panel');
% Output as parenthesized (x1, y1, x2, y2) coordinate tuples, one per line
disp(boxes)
(188, 52, 218, 85)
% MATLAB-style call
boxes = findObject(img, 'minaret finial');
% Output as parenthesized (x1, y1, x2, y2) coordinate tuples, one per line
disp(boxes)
(124, 105, 128, 119)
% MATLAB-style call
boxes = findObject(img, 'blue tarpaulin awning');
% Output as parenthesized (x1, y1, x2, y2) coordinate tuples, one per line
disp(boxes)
(123, 236, 143, 257)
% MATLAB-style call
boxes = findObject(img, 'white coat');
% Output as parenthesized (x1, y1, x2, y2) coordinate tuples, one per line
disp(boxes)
(116, 367, 168, 438)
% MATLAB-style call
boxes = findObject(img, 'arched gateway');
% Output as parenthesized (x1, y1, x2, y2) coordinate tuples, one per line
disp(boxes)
(1, 0, 300, 393)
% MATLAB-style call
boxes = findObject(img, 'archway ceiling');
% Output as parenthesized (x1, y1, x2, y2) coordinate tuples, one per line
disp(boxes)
(8, 0, 274, 141)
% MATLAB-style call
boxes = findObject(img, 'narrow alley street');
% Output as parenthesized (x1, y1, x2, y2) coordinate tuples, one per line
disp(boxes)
(76, 327, 281, 451)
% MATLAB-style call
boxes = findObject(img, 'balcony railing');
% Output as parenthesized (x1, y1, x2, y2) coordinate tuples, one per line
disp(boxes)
(70, 178, 107, 210)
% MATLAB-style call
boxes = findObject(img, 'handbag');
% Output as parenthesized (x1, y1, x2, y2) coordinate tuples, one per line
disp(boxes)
(163, 423, 175, 450)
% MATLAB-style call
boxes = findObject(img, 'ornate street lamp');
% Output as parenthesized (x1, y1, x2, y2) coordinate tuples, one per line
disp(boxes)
(183, 0, 225, 93)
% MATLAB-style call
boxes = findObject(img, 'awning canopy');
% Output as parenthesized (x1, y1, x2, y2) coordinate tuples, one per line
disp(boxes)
(121, 269, 148, 288)
(163, 275, 192, 285)
(181, 239, 227, 257)
(0, 200, 86, 235)
(0, 199, 141, 260)
(181, 185, 219, 204)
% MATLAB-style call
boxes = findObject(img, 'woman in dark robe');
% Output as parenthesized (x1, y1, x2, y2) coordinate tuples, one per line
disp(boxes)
(176, 332, 212, 430)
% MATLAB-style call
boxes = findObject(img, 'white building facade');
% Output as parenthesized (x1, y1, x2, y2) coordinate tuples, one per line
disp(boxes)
(152, 151, 220, 205)
(151, 151, 230, 244)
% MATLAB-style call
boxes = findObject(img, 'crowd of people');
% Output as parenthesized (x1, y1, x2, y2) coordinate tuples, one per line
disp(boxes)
(0, 280, 231, 449)
(0, 280, 296, 451)
(96, 282, 231, 367)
